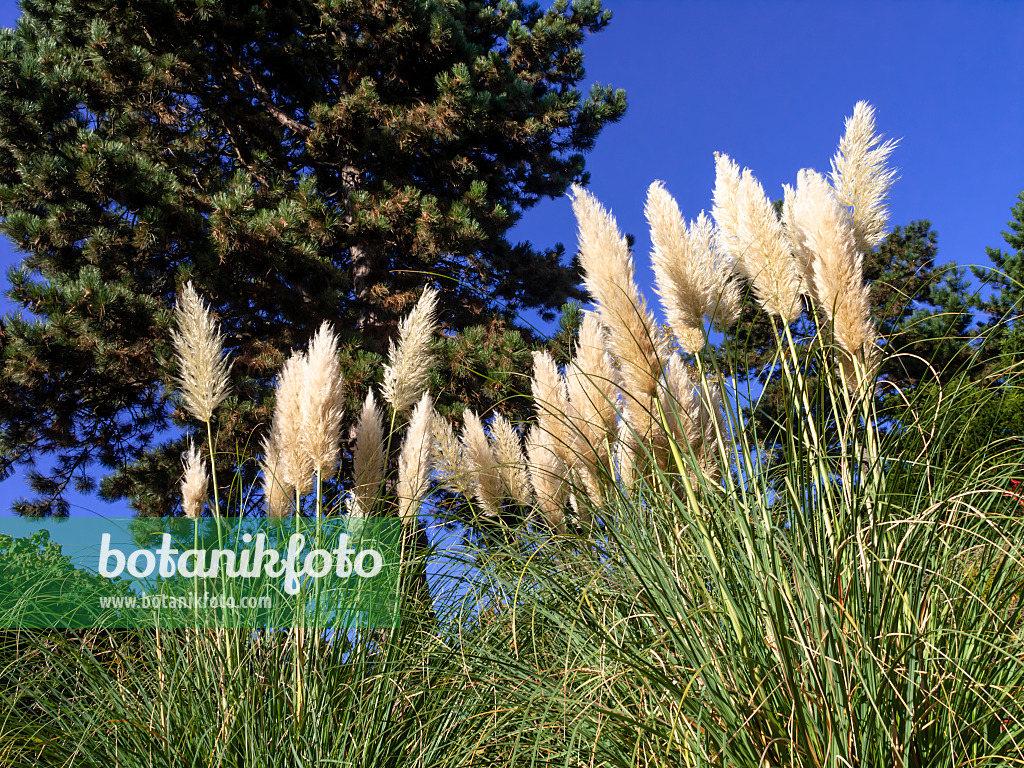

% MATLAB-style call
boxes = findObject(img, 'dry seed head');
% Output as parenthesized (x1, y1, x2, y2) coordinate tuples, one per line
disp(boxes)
(697, 378, 729, 483)
(647, 183, 740, 353)
(180, 441, 208, 518)
(170, 282, 232, 423)
(461, 410, 505, 517)
(432, 411, 471, 496)
(269, 349, 314, 496)
(396, 392, 434, 527)
(712, 154, 802, 322)
(525, 423, 567, 533)
(565, 313, 619, 483)
(830, 101, 898, 254)
(530, 351, 574, 468)
(260, 435, 293, 518)
(383, 287, 439, 414)
(569, 185, 668, 403)
(786, 169, 875, 366)
(489, 413, 533, 509)
(299, 322, 345, 478)
(351, 388, 385, 517)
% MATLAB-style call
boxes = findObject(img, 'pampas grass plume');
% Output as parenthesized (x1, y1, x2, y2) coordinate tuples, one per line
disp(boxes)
(647, 183, 740, 352)
(461, 410, 505, 517)
(181, 441, 208, 518)
(268, 349, 314, 496)
(261, 436, 292, 517)
(785, 169, 876, 374)
(396, 392, 434, 527)
(489, 413, 533, 509)
(383, 288, 439, 414)
(299, 322, 345, 478)
(525, 423, 567, 533)
(569, 185, 667, 403)
(171, 282, 232, 423)
(351, 388, 385, 517)
(712, 154, 802, 322)
(830, 101, 898, 254)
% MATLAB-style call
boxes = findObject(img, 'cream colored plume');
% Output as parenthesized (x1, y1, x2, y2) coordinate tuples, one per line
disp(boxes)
(569, 185, 668, 406)
(170, 282, 232, 423)
(489, 413, 533, 509)
(525, 423, 567, 533)
(181, 441, 208, 518)
(647, 183, 740, 352)
(299, 322, 345, 479)
(712, 154, 802, 322)
(432, 411, 471, 497)
(351, 389, 385, 517)
(383, 287, 439, 414)
(396, 392, 434, 527)
(260, 436, 292, 517)
(268, 349, 314, 496)
(461, 410, 505, 517)
(830, 101, 898, 254)
(530, 351, 574, 468)
(565, 313, 618, 461)
(785, 169, 876, 372)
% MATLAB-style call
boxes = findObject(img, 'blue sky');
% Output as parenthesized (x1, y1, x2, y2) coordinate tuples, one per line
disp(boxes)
(1, 0, 1022, 516)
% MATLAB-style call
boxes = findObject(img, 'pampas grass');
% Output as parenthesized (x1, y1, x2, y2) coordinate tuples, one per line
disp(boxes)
(648, 183, 740, 352)
(180, 440, 208, 518)
(299, 323, 345, 485)
(350, 389, 385, 517)
(383, 287, 439, 414)
(170, 281, 232, 424)
(461, 410, 505, 518)
(713, 153, 803, 321)
(786, 168, 877, 384)
(831, 100, 899, 254)
(396, 392, 434, 527)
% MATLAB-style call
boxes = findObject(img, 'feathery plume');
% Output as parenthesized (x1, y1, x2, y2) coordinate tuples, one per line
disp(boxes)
(785, 169, 876, 373)
(525, 423, 567, 533)
(382, 287, 439, 414)
(181, 441, 208, 518)
(489, 413, 533, 509)
(830, 101, 898, 254)
(565, 313, 618, 460)
(712, 153, 802, 321)
(461, 410, 505, 517)
(647, 183, 740, 352)
(565, 313, 619, 505)
(396, 392, 434, 527)
(569, 185, 668, 404)
(261, 435, 292, 518)
(432, 411, 471, 497)
(351, 389, 385, 517)
(170, 282, 232, 423)
(299, 322, 345, 479)
(530, 351, 574, 468)
(268, 349, 314, 496)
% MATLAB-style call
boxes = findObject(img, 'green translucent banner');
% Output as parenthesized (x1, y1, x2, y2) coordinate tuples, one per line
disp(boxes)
(0, 516, 401, 629)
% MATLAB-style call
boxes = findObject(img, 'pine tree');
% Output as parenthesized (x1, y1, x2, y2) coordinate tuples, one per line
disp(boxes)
(973, 191, 1024, 357)
(0, 0, 625, 516)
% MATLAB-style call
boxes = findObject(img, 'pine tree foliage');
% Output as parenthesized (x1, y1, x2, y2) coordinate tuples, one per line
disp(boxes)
(0, 0, 625, 515)
(973, 191, 1024, 356)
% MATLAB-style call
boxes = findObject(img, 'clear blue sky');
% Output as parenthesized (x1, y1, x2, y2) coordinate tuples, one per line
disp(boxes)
(1, 0, 1022, 515)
